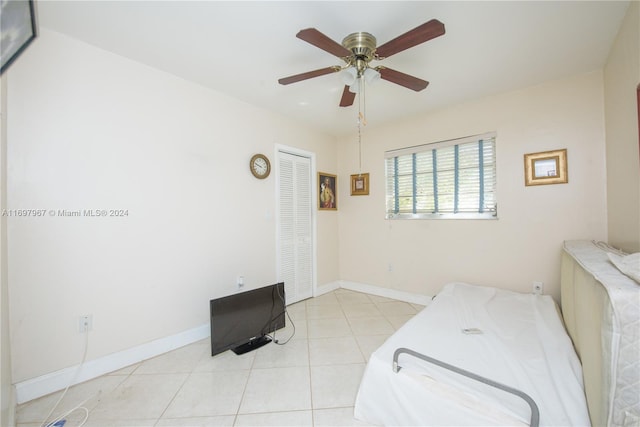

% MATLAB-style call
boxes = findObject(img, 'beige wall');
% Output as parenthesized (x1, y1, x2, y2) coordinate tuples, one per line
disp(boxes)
(1, 75, 15, 427)
(337, 71, 608, 301)
(604, 1, 640, 253)
(6, 29, 337, 383)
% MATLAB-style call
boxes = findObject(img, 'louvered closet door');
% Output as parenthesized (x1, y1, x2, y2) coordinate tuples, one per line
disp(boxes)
(278, 151, 313, 304)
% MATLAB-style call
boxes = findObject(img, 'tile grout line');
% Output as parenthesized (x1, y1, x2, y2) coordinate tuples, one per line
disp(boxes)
(153, 346, 207, 424)
(232, 346, 258, 424)
(305, 298, 317, 426)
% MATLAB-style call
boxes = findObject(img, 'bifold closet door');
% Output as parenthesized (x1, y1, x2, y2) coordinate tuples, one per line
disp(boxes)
(277, 151, 313, 304)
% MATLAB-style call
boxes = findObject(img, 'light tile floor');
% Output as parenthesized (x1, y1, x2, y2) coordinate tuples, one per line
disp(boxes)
(16, 289, 424, 427)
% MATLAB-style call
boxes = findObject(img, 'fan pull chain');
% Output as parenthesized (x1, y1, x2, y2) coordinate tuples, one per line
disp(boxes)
(357, 75, 366, 175)
(363, 75, 368, 126)
(360, 75, 368, 126)
(358, 113, 362, 175)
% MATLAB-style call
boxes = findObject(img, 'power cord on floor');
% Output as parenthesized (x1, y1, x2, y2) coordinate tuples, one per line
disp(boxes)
(269, 307, 296, 345)
(41, 326, 91, 427)
(268, 284, 295, 346)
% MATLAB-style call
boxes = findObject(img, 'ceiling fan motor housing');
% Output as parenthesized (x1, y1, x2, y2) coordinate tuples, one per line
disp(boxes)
(342, 32, 377, 66)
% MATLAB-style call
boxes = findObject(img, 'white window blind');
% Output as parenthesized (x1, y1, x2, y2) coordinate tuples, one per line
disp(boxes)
(385, 133, 497, 219)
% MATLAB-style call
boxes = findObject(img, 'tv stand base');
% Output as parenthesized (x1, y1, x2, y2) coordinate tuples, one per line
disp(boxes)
(232, 335, 272, 355)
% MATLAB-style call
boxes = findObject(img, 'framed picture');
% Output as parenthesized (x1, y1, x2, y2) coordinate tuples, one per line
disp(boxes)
(318, 172, 337, 210)
(1, 0, 37, 75)
(350, 173, 369, 196)
(524, 149, 568, 186)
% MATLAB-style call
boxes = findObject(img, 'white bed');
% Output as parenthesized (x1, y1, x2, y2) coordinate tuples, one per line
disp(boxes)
(354, 240, 640, 426)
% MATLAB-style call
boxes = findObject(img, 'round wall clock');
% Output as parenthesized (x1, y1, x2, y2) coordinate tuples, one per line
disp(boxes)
(250, 153, 271, 179)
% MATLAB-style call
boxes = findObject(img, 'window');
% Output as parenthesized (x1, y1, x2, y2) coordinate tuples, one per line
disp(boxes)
(385, 132, 497, 219)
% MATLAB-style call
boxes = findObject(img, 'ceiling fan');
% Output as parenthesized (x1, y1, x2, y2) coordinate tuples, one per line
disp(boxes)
(278, 20, 445, 107)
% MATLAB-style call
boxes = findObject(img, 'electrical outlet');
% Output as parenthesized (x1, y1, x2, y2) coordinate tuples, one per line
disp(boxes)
(237, 276, 244, 289)
(79, 314, 93, 333)
(532, 281, 544, 295)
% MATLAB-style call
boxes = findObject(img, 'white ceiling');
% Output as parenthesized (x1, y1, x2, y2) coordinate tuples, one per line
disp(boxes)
(36, 1, 630, 137)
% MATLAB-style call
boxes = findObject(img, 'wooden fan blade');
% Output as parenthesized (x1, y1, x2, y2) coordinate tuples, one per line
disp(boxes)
(376, 19, 445, 58)
(297, 28, 351, 58)
(278, 67, 339, 85)
(379, 68, 429, 91)
(339, 86, 355, 107)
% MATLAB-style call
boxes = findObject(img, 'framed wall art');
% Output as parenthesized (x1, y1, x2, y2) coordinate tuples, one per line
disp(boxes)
(1, 0, 37, 75)
(350, 173, 369, 196)
(318, 172, 337, 210)
(524, 149, 568, 186)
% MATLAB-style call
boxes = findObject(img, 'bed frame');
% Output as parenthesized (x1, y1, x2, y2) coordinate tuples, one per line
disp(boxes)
(393, 347, 540, 426)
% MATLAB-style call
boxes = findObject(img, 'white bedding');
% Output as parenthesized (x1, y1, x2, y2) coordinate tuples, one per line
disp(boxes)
(354, 282, 591, 426)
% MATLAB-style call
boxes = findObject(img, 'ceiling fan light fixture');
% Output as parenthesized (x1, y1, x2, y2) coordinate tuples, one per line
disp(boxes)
(348, 78, 361, 94)
(364, 67, 381, 85)
(341, 67, 358, 86)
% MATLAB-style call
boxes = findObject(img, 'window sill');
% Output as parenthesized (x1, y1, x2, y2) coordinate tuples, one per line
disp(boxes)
(386, 213, 498, 220)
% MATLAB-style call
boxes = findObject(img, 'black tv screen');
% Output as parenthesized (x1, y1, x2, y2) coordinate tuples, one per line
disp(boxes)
(210, 282, 285, 356)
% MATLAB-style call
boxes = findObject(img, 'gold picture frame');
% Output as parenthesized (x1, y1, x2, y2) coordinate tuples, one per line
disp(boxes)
(318, 172, 337, 210)
(350, 173, 370, 196)
(524, 149, 568, 186)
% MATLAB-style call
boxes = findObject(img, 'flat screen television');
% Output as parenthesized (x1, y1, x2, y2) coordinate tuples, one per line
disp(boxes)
(210, 282, 285, 356)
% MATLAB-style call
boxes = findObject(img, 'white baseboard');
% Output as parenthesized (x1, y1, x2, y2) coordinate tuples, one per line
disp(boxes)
(338, 280, 433, 306)
(15, 323, 209, 404)
(314, 281, 340, 297)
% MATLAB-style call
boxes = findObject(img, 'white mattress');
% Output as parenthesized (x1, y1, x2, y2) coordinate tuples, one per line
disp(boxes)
(562, 241, 640, 426)
(354, 282, 591, 426)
